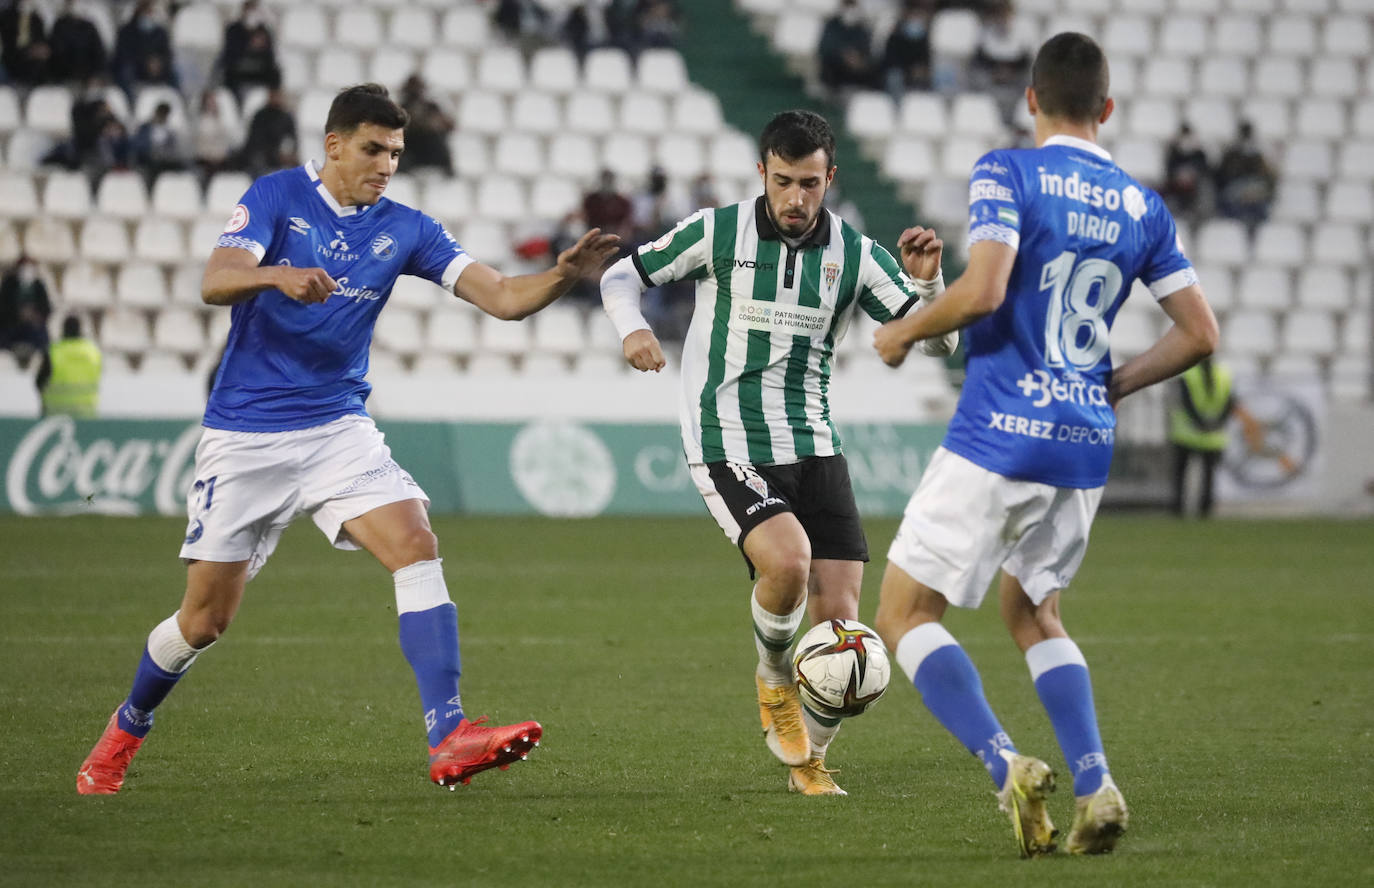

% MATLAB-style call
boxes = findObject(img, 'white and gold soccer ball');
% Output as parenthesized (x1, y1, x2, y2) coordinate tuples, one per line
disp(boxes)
(793, 619, 891, 718)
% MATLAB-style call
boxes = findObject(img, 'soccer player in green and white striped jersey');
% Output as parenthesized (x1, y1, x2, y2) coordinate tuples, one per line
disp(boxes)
(600, 110, 956, 795)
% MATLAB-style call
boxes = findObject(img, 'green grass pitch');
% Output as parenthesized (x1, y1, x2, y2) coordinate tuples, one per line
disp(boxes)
(1, 514, 1371, 887)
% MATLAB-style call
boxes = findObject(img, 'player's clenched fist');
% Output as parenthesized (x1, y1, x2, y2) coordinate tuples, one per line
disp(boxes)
(873, 321, 914, 368)
(622, 328, 666, 373)
(275, 266, 337, 304)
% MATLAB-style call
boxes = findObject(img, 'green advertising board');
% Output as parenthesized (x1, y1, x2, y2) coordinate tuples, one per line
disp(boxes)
(0, 417, 946, 517)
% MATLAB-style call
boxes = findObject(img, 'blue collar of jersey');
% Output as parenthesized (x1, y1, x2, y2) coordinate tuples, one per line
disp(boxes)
(1042, 134, 1112, 161)
(304, 160, 366, 217)
(754, 196, 832, 247)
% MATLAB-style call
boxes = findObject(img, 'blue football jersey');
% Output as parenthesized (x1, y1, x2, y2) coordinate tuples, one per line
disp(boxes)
(204, 162, 473, 432)
(945, 135, 1197, 488)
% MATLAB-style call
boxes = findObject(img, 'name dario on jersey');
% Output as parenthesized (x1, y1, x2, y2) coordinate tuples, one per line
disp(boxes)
(1038, 168, 1147, 245)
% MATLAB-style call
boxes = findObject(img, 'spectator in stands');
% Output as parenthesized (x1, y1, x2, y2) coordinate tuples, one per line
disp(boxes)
(969, 0, 1032, 122)
(220, 0, 280, 102)
(92, 113, 132, 176)
(0, 254, 52, 366)
(0, 0, 51, 85)
(36, 315, 101, 419)
(239, 86, 297, 177)
(47, 0, 106, 84)
(1162, 122, 1209, 225)
(192, 89, 239, 179)
(582, 168, 635, 241)
(1215, 120, 1277, 232)
(112, 0, 178, 100)
(132, 100, 189, 186)
(397, 74, 455, 176)
(882, 0, 934, 97)
(562, 4, 594, 60)
(630, 166, 685, 247)
(493, 0, 551, 48)
(689, 172, 718, 210)
(818, 0, 878, 94)
(605, 0, 639, 52)
(636, 0, 681, 50)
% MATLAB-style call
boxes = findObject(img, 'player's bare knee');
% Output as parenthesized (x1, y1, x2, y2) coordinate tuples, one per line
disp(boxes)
(398, 527, 439, 565)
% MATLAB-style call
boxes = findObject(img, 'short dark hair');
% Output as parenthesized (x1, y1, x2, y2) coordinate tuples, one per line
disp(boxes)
(1031, 32, 1110, 124)
(325, 83, 408, 136)
(759, 110, 836, 169)
(62, 315, 81, 338)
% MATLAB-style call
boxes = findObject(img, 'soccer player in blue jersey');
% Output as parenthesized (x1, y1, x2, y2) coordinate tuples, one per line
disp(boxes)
(871, 34, 1219, 856)
(76, 84, 620, 794)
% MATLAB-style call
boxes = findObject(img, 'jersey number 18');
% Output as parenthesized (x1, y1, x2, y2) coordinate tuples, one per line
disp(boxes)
(1039, 251, 1124, 371)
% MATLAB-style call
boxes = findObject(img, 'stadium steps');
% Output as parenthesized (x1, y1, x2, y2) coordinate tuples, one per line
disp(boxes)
(675, 0, 920, 254)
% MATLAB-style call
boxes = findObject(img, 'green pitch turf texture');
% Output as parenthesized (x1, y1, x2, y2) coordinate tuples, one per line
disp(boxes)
(1, 514, 1370, 887)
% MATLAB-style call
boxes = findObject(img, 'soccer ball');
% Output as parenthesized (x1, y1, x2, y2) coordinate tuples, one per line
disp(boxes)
(793, 619, 891, 719)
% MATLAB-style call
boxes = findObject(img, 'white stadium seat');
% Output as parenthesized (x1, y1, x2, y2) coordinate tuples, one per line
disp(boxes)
(1295, 100, 1347, 140)
(637, 49, 689, 95)
(1125, 97, 1179, 141)
(387, 8, 435, 51)
(98, 308, 153, 356)
(846, 91, 895, 143)
(1213, 15, 1263, 56)
(709, 131, 755, 180)
(602, 132, 652, 180)
(458, 92, 508, 137)
(1102, 16, 1155, 60)
(1239, 97, 1292, 142)
(492, 133, 546, 178)
(79, 217, 132, 264)
(0, 86, 22, 134)
(23, 85, 72, 135)
(1309, 58, 1359, 98)
(474, 176, 528, 223)
(1251, 222, 1308, 269)
(1198, 57, 1249, 99)
(1282, 311, 1339, 357)
(314, 49, 365, 90)
(530, 304, 587, 356)
(772, 13, 823, 61)
(279, 6, 329, 50)
(423, 309, 479, 358)
(389, 276, 448, 311)
(95, 171, 150, 220)
(1235, 266, 1293, 310)
(1310, 223, 1364, 267)
(133, 218, 189, 266)
(368, 48, 413, 88)
(529, 178, 581, 221)
(169, 264, 207, 309)
(0, 172, 40, 220)
(21, 218, 76, 265)
(0, 220, 21, 263)
(510, 91, 562, 136)
(656, 133, 706, 179)
(115, 262, 169, 309)
(529, 46, 581, 96)
(477, 312, 532, 356)
(61, 262, 114, 312)
(132, 85, 189, 133)
(1337, 141, 1374, 179)
(421, 49, 473, 95)
(930, 9, 981, 59)
(1195, 219, 1249, 266)
(564, 92, 616, 135)
(1182, 97, 1236, 144)
(373, 307, 424, 357)
(477, 47, 528, 96)
(5, 127, 53, 171)
(618, 92, 669, 135)
(1266, 14, 1319, 56)
(1112, 138, 1164, 184)
(1222, 309, 1278, 356)
(1296, 266, 1352, 311)
(544, 133, 599, 181)
(171, 2, 223, 52)
(439, 6, 492, 51)
(381, 173, 418, 209)
(449, 131, 491, 177)
(189, 216, 230, 260)
(150, 171, 204, 221)
(1281, 140, 1334, 182)
(950, 93, 1004, 138)
(42, 171, 93, 220)
(1325, 179, 1373, 223)
(898, 91, 948, 134)
(1321, 14, 1372, 56)
(1252, 57, 1303, 99)
(205, 172, 252, 216)
(671, 90, 724, 137)
(938, 137, 988, 180)
(881, 137, 936, 184)
(1192, 264, 1236, 311)
(332, 8, 382, 50)
(584, 47, 634, 93)
(1157, 17, 1210, 58)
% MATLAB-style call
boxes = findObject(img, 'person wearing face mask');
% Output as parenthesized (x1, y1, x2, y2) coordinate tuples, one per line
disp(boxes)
(882, 0, 934, 97)
(220, 0, 280, 102)
(48, 0, 107, 84)
(0, 254, 53, 366)
(818, 0, 878, 94)
(112, 0, 178, 100)
(0, 0, 51, 84)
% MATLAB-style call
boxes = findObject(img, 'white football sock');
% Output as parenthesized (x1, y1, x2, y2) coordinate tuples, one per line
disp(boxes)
(803, 707, 842, 761)
(751, 588, 807, 686)
(147, 611, 206, 673)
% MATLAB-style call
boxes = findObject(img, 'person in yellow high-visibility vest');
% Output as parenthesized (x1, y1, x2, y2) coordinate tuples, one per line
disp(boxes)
(36, 315, 102, 418)
(1168, 356, 1234, 517)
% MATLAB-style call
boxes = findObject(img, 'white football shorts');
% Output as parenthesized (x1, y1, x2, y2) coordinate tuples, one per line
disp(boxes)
(178, 414, 429, 580)
(886, 447, 1103, 608)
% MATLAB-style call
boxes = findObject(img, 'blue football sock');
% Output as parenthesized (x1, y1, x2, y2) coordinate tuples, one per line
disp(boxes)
(1028, 638, 1108, 797)
(897, 623, 1015, 789)
(399, 603, 464, 748)
(117, 647, 184, 738)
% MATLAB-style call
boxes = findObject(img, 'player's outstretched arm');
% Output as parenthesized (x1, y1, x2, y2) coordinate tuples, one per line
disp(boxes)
(1108, 284, 1219, 408)
(201, 246, 337, 306)
(873, 240, 1015, 367)
(453, 229, 620, 321)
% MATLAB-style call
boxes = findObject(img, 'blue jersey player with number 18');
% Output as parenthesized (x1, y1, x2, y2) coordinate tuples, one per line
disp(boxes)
(76, 84, 620, 795)
(871, 34, 1219, 858)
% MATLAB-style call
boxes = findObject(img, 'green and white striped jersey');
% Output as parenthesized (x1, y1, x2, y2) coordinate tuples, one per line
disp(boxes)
(632, 196, 922, 466)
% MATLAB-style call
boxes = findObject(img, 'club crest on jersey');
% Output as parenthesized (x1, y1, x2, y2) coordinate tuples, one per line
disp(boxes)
(371, 232, 397, 261)
(288, 216, 311, 235)
(823, 261, 840, 289)
(224, 203, 249, 233)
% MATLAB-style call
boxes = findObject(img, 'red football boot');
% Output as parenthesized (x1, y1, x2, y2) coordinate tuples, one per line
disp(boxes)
(428, 716, 542, 789)
(77, 711, 145, 795)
